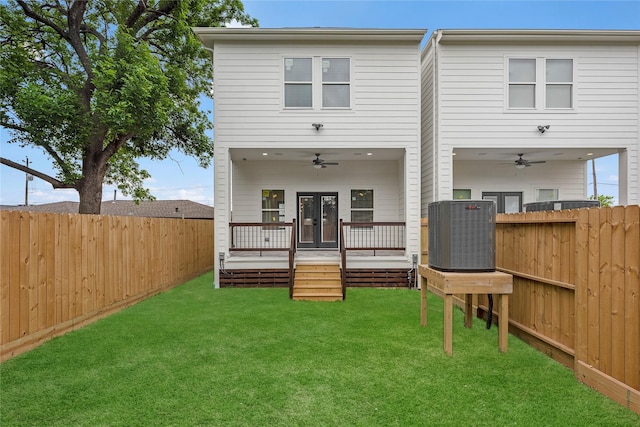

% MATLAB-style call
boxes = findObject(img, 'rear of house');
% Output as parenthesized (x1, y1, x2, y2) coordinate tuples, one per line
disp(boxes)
(194, 28, 426, 292)
(421, 29, 640, 213)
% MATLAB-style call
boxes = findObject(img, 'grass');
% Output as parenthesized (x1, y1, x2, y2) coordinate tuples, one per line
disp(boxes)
(1, 272, 639, 426)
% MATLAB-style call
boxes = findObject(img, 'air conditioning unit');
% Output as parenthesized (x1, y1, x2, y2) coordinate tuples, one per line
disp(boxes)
(523, 200, 600, 212)
(428, 200, 495, 272)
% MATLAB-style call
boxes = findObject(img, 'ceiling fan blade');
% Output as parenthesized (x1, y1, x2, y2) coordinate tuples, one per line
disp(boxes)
(527, 160, 546, 164)
(323, 162, 339, 165)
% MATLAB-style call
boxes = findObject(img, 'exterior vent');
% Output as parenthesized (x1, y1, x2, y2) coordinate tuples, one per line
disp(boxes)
(428, 200, 495, 272)
(524, 200, 600, 212)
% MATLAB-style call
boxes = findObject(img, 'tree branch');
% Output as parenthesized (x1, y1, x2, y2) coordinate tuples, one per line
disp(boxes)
(16, 0, 69, 42)
(0, 157, 76, 189)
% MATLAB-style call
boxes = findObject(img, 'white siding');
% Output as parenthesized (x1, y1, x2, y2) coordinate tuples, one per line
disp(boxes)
(213, 42, 421, 149)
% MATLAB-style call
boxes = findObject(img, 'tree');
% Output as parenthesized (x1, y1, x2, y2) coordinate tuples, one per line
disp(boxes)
(589, 194, 615, 207)
(0, 0, 256, 214)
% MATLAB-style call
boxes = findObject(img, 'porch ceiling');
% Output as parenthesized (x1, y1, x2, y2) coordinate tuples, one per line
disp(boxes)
(452, 147, 621, 162)
(229, 148, 405, 163)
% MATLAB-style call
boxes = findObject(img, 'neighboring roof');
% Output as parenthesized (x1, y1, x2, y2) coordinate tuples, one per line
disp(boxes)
(429, 29, 640, 45)
(1, 200, 214, 219)
(193, 27, 427, 48)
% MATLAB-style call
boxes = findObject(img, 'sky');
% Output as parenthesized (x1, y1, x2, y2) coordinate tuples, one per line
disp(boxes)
(1, 0, 639, 207)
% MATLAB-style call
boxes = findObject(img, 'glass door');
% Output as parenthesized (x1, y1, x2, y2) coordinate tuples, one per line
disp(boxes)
(297, 192, 338, 249)
(482, 192, 522, 213)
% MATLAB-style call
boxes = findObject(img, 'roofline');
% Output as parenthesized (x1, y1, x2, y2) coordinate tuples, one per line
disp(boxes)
(430, 29, 640, 45)
(193, 27, 427, 48)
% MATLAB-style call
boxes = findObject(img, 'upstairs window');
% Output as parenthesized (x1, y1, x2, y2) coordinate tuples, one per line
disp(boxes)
(322, 58, 350, 108)
(508, 59, 536, 108)
(508, 58, 573, 110)
(546, 59, 573, 108)
(284, 57, 350, 109)
(284, 58, 312, 108)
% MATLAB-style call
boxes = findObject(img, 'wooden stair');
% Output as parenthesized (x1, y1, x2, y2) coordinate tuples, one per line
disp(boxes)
(293, 263, 343, 301)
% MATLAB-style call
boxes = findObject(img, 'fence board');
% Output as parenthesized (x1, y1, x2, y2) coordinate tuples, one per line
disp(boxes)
(599, 207, 613, 375)
(611, 206, 626, 382)
(624, 205, 639, 390)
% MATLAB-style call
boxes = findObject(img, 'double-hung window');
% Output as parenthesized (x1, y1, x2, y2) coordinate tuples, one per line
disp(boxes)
(284, 58, 312, 108)
(284, 57, 351, 109)
(508, 58, 573, 110)
(351, 189, 373, 223)
(262, 190, 285, 224)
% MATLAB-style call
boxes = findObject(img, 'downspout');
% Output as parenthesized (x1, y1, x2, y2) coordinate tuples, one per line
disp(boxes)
(432, 30, 442, 202)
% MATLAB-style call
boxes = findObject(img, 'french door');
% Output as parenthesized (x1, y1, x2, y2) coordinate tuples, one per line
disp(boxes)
(297, 193, 338, 249)
(482, 191, 522, 213)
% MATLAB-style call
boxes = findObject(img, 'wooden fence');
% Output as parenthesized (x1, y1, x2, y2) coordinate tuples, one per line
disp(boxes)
(421, 205, 640, 414)
(0, 210, 214, 361)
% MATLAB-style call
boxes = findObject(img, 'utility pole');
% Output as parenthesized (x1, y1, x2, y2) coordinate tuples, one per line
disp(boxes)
(24, 157, 30, 206)
(591, 158, 598, 198)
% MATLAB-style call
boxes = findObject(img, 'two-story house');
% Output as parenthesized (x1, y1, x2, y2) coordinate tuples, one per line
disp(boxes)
(194, 28, 426, 296)
(421, 29, 640, 214)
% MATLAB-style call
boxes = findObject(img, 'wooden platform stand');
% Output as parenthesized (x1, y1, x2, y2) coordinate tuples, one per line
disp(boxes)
(419, 265, 513, 356)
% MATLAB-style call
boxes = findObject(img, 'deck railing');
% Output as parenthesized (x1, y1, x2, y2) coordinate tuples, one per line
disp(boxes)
(228, 220, 297, 297)
(340, 220, 406, 299)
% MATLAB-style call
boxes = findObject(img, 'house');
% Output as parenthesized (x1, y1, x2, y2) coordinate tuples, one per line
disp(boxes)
(0, 200, 214, 219)
(420, 29, 640, 214)
(194, 28, 426, 295)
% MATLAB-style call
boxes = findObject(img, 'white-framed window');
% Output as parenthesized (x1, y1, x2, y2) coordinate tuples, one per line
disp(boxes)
(351, 189, 373, 222)
(284, 58, 312, 108)
(322, 58, 350, 108)
(453, 189, 472, 200)
(536, 188, 559, 202)
(262, 190, 285, 224)
(284, 57, 350, 109)
(508, 58, 573, 110)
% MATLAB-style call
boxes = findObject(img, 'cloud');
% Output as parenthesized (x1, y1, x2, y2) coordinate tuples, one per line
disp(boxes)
(225, 19, 252, 28)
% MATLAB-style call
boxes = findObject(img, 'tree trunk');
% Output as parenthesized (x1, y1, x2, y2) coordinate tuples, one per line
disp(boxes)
(77, 173, 104, 214)
(77, 144, 108, 215)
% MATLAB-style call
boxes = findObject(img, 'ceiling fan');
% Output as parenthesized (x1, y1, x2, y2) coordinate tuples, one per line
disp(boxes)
(513, 153, 546, 169)
(312, 153, 339, 169)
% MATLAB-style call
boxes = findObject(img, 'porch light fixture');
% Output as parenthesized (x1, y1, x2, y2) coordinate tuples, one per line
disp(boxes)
(537, 125, 550, 134)
(312, 123, 323, 131)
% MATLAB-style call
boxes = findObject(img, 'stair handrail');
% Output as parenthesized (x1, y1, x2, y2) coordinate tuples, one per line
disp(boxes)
(339, 219, 346, 300)
(289, 218, 296, 299)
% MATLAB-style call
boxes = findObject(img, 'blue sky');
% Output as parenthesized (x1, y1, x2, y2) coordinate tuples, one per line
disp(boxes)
(1, 0, 639, 206)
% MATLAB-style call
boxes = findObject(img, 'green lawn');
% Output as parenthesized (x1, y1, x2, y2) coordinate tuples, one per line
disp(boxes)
(2, 272, 639, 426)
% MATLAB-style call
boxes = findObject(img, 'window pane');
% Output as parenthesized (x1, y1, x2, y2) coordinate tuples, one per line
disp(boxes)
(453, 189, 471, 200)
(323, 84, 350, 108)
(262, 190, 284, 210)
(504, 196, 521, 214)
(351, 211, 373, 222)
(546, 59, 572, 82)
(509, 84, 535, 108)
(509, 59, 535, 82)
(322, 58, 350, 82)
(284, 58, 311, 82)
(546, 85, 572, 108)
(285, 84, 312, 107)
(536, 189, 559, 201)
(351, 190, 373, 209)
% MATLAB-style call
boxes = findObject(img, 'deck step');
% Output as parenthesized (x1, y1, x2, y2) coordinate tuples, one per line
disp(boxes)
(293, 263, 342, 301)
